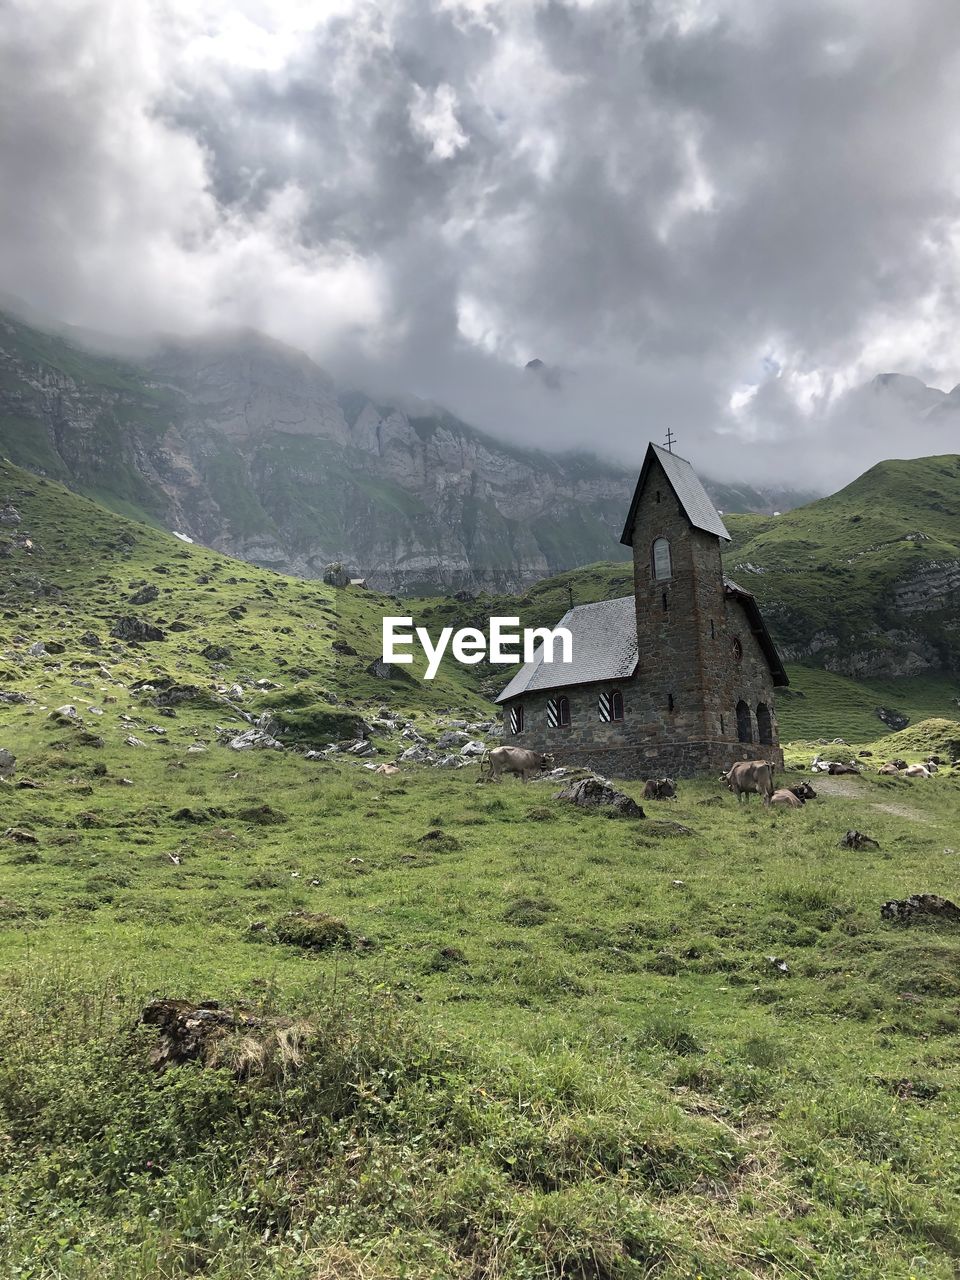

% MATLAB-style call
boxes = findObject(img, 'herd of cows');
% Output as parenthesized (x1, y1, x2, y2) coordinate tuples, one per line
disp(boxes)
(453, 744, 954, 808)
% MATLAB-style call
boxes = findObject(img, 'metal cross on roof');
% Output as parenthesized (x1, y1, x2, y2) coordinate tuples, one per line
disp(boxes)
(664, 428, 676, 453)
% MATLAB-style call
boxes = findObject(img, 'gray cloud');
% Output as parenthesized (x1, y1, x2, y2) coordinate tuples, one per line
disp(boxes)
(1, 0, 960, 489)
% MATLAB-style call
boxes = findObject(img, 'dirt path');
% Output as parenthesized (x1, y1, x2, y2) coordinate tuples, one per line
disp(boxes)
(807, 773, 928, 822)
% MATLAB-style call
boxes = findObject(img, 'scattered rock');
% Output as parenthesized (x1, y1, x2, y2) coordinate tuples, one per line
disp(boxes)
(766, 955, 790, 975)
(459, 739, 486, 758)
(111, 617, 165, 643)
(129, 584, 159, 605)
(400, 745, 435, 764)
(227, 728, 283, 751)
(0, 749, 14, 780)
(555, 776, 645, 818)
(3, 827, 38, 844)
(881, 894, 960, 924)
(78, 631, 102, 648)
(0, 504, 21, 527)
(27, 641, 46, 657)
(436, 730, 471, 750)
(366, 657, 415, 682)
(840, 830, 880, 850)
(876, 706, 909, 731)
(124, 735, 148, 748)
(201, 643, 231, 662)
(322, 563, 349, 588)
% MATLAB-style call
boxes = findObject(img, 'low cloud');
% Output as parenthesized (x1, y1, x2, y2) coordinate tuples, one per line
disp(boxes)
(2, 0, 960, 488)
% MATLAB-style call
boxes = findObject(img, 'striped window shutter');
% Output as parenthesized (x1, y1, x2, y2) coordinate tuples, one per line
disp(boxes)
(546, 698, 560, 728)
(598, 691, 613, 722)
(510, 706, 523, 734)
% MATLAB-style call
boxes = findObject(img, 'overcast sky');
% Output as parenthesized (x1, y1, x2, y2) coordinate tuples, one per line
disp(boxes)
(2, 0, 960, 489)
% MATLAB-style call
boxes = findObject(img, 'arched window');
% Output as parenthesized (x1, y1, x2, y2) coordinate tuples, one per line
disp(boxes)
(756, 702, 773, 745)
(667, 693, 675, 712)
(710, 618, 715, 639)
(662, 592, 668, 612)
(652, 537, 672, 580)
(719, 713, 725, 736)
(510, 704, 524, 734)
(599, 690, 624, 722)
(736, 699, 752, 744)
(732, 636, 743, 661)
(548, 695, 571, 728)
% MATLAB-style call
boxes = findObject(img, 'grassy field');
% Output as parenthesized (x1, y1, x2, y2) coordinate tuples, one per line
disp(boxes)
(2, 460, 960, 1277)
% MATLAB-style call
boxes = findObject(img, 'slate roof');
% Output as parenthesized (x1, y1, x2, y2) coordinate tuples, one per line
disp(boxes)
(495, 596, 639, 703)
(723, 577, 789, 687)
(620, 443, 730, 545)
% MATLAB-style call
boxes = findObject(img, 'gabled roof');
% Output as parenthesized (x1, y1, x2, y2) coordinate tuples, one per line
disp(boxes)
(495, 596, 639, 703)
(620, 443, 730, 546)
(724, 576, 789, 687)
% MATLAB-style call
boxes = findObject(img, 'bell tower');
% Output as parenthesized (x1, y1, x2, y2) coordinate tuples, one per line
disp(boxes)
(619, 442, 730, 745)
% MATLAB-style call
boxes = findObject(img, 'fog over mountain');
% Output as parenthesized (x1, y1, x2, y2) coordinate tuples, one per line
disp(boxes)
(2, 0, 960, 490)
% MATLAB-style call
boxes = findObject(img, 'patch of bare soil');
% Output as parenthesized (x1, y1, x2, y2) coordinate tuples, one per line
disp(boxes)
(811, 774, 928, 821)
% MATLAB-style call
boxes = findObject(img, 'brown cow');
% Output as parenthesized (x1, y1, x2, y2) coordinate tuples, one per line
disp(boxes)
(721, 760, 774, 804)
(877, 763, 900, 776)
(770, 788, 803, 807)
(903, 764, 931, 778)
(373, 763, 401, 776)
(643, 777, 677, 800)
(479, 746, 554, 784)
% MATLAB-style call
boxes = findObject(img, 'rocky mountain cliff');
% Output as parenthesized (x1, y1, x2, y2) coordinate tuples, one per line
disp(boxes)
(0, 310, 811, 592)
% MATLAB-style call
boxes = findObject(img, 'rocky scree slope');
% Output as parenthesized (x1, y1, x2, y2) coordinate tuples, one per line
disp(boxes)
(1, 309, 809, 592)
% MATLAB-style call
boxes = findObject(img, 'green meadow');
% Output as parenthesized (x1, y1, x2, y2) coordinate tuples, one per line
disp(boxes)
(1, 460, 960, 1278)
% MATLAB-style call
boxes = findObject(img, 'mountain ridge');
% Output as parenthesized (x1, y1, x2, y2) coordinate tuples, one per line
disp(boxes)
(0, 308, 815, 592)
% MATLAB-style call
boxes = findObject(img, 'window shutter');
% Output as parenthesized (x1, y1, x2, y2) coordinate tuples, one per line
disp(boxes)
(598, 691, 612, 721)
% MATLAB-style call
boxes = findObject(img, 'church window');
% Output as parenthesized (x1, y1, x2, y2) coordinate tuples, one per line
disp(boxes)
(599, 690, 625, 721)
(710, 618, 715, 639)
(510, 704, 524, 734)
(667, 693, 675, 712)
(662, 592, 668, 612)
(732, 636, 743, 661)
(736, 699, 752, 743)
(720, 713, 725, 735)
(652, 537, 672, 580)
(656, 489, 661, 503)
(547, 695, 571, 728)
(756, 702, 773, 745)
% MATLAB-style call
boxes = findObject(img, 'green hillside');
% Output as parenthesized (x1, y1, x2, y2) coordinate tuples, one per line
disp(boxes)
(2, 462, 960, 1277)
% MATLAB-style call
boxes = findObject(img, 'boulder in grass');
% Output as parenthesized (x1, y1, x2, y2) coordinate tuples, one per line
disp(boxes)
(111, 617, 165, 643)
(555, 775, 645, 818)
(881, 894, 960, 925)
(0, 749, 15, 780)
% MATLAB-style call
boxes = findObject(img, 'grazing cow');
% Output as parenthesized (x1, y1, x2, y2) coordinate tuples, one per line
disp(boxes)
(770, 788, 803, 808)
(721, 760, 774, 804)
(902, 764, 931, 778)
(789, 782, 817, 800)
(479, 746, 554, 784)
(643, 777, 677, 800)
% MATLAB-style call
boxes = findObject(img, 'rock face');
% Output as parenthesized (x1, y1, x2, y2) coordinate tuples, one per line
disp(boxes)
(0, 311, 807, 594)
